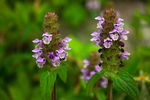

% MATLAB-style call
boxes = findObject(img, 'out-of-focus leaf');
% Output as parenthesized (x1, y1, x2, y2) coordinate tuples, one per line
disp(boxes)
(139, 82, 150, 100)
(9, 86, 24, 100)
(63, 4, 87, 27)
(111, 71, 139, 98)
(69, 36, 99, 59)
(0, 88, 10, 100)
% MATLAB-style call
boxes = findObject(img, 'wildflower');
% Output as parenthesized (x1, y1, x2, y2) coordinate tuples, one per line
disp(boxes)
(32, 12, 71, 68)
(91, 8, 130, 70)
(81, 52, 107, 88)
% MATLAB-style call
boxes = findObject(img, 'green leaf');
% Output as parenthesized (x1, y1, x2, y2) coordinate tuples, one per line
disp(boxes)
(111, 71, 139, 98)
(57, 63, 68, 82)
(86, 71, 104, 94)
(40, 71, 57, 100)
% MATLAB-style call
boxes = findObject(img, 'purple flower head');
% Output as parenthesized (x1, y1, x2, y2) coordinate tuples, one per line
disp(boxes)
(103, 37, 112, 48)
(48, 51, 54, 59)
(56, 48, 68, 60)
(52, 56, 61, 67)
(95, 65, 102, 72)
(83, 59, 90, 68)
(32, 38, 40, 43)
(32, 12, 71, 69)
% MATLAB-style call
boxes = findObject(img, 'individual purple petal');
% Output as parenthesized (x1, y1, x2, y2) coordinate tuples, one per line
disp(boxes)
(95, 16, 104, 22)
(83, 59, 90, 68)
(32, 38, 40, 43)
(42, 32, 52, 37)
(63, 37, 72, 42)
(36, 40, 44, 49)
(123, 51, 130, 56)
(118, 18, 124, 22)
(122, 30, 129, 34)
(81, 68, 88, 74)
(36, 57, 46, 63)
(32, 53, 39, 59)
(32, 48, 40, 52)
(95, 65, 102, 72)
(90, 71, 96, 76)
(91, 32, 99, 36)
(64, 44, 71, 50)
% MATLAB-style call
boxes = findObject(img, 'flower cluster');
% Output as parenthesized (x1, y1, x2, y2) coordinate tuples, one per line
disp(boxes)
(81, 52, 107, 88)
(32, 33, 71, 68)
(91, 8, 130, 68)
(32, 12, 71, 68)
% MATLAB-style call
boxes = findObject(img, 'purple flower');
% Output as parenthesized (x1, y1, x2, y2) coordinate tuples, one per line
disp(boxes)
(100, 77, 107, 88)
(32, 38, 40, 43)
(103, 38, 112, 48)
(83, 59, 90, 68)
(120, 51, 130, 60)
(110, 33, 119, 41)
(36, 40, 44, 49)
(51, 56, 61, 67)
(48, 52, 54, 59)
(95, 16, 104, 29)
(95, 65, 102, 72)
(32, 48, 41, 53)
(56, 48, 68, 60)
(32, 53, 39, 59)
(36, 57, 46, 68)
(63, 37, 72, 42)
(90, 71, 96, 76)
(42, 32, 52, 44)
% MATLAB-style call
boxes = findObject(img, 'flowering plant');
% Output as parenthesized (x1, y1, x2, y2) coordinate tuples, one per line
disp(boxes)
(32, 12, 71, 100)
(86, 8, 139, 100)
(81, 52, 107, 88)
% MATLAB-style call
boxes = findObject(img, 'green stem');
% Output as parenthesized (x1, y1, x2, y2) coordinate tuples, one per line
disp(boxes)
(52, 82, 56, 100)
(107, 79, 113, 100)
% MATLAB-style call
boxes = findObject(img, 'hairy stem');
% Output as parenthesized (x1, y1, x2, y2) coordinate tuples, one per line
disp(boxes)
(52, 82, 56, 100)
(107, 79, 113, 100)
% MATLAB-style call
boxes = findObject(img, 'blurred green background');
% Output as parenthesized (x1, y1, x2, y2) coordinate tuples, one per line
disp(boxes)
(0, 0, 150, 100)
